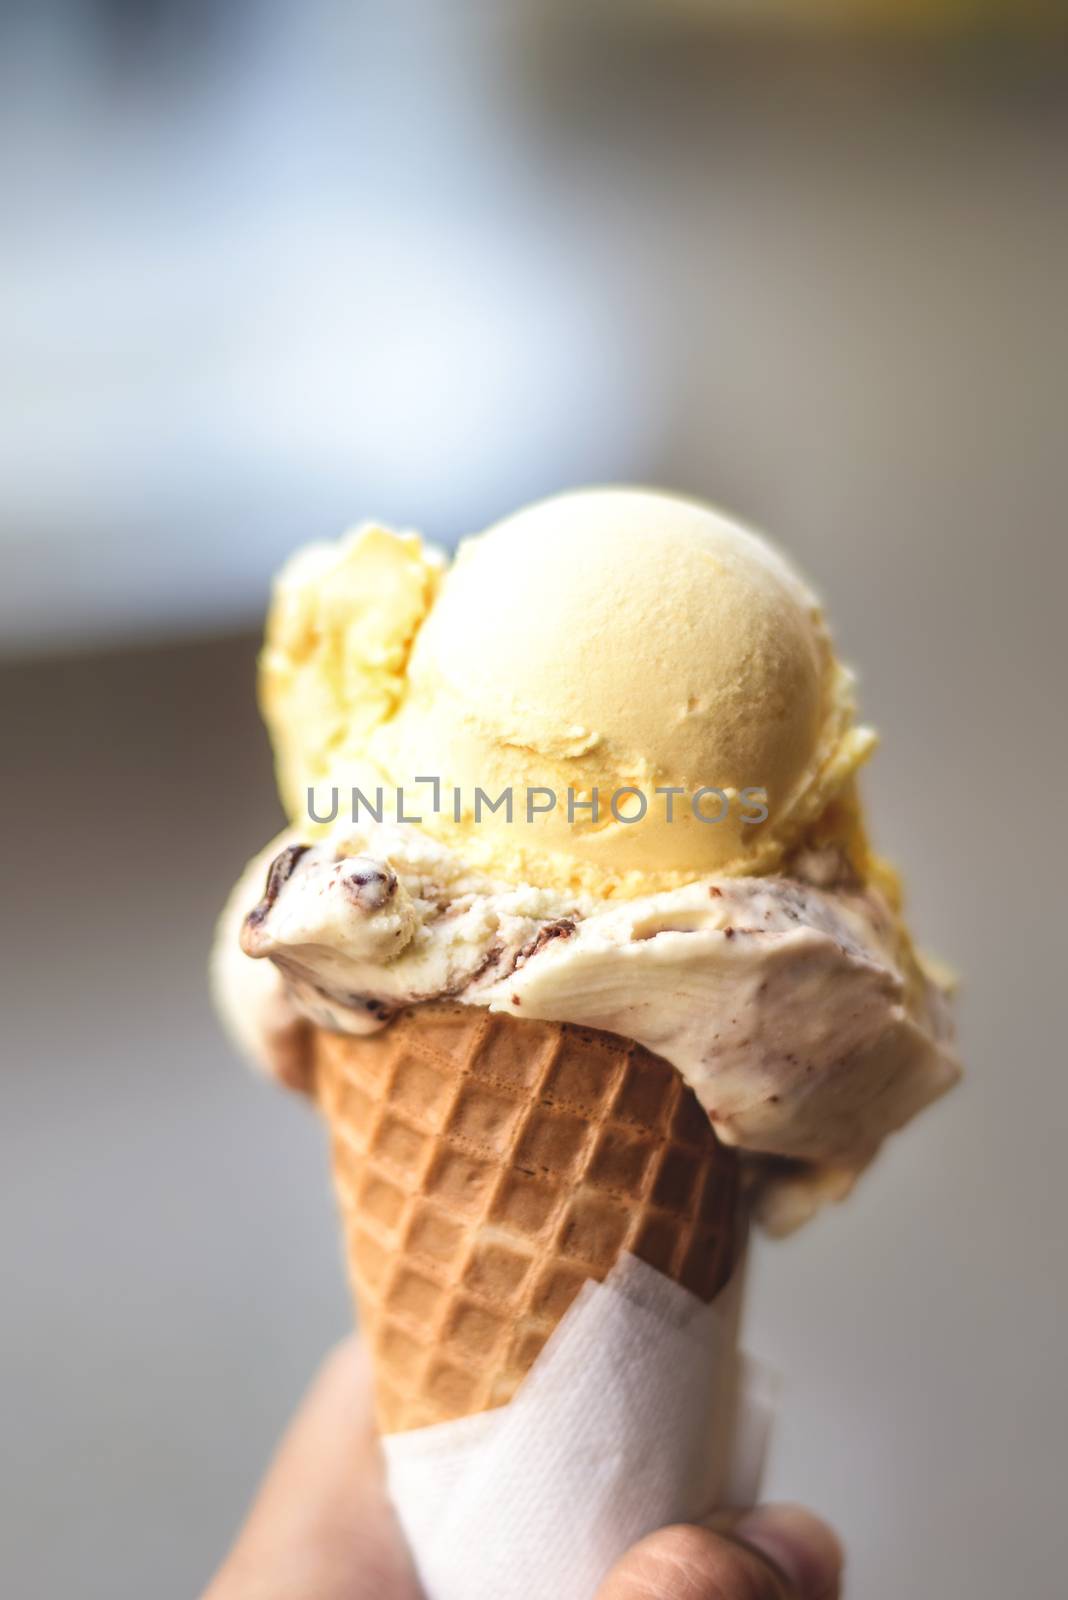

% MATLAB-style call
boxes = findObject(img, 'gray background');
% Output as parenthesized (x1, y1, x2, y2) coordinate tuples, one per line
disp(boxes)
(3, 7, 1068, 1598)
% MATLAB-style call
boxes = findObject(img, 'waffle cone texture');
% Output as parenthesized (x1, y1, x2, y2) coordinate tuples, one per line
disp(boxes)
(315, 1005, 740, 1433)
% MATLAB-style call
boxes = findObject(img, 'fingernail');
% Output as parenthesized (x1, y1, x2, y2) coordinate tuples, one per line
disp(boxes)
(732, 1505, 843, 1598)
(702, 1508, 744, 1536)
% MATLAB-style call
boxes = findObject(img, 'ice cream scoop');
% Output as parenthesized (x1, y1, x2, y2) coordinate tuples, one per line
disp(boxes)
(261, 489, 876, 897)
(214, 816, 956, 1231)
(260, 523, 443, 829)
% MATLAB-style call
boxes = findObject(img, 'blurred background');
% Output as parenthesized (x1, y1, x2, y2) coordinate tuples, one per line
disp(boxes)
(4, 3, 1068, 1597)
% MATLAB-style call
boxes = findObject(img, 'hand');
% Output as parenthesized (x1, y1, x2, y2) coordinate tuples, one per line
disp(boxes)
(203, 1338, 842, 1600)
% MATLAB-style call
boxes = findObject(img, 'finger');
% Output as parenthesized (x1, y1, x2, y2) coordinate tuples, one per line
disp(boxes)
(202, 1337, 418, 1600)
(596, 1506, 842, 1600)
(730, 1506, 843, 1599)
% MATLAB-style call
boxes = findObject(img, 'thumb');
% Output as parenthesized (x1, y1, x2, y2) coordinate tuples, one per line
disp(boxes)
(596, 1506, 842, 1600)
(201, 1337, 419, 1600)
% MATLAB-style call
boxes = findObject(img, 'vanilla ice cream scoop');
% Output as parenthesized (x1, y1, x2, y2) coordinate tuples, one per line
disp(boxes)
(262, 489, 874, 896)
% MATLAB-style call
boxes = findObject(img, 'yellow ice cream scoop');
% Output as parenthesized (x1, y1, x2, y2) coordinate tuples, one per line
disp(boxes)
(260, 523, 444, 824)
(260, 487, 875, 895)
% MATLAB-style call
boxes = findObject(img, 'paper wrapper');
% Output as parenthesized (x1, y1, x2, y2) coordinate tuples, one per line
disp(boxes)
(382, 1250, 774, 1600)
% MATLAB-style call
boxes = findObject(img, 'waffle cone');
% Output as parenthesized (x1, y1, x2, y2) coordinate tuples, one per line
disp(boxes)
(315, 1005, 740, 1433)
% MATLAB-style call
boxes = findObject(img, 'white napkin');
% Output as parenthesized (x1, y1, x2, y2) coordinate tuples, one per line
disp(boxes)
(383, 1253, 774, 1600)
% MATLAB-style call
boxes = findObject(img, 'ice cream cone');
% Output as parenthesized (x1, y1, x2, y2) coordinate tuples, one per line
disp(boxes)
(314, 1005, 740, 1433)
